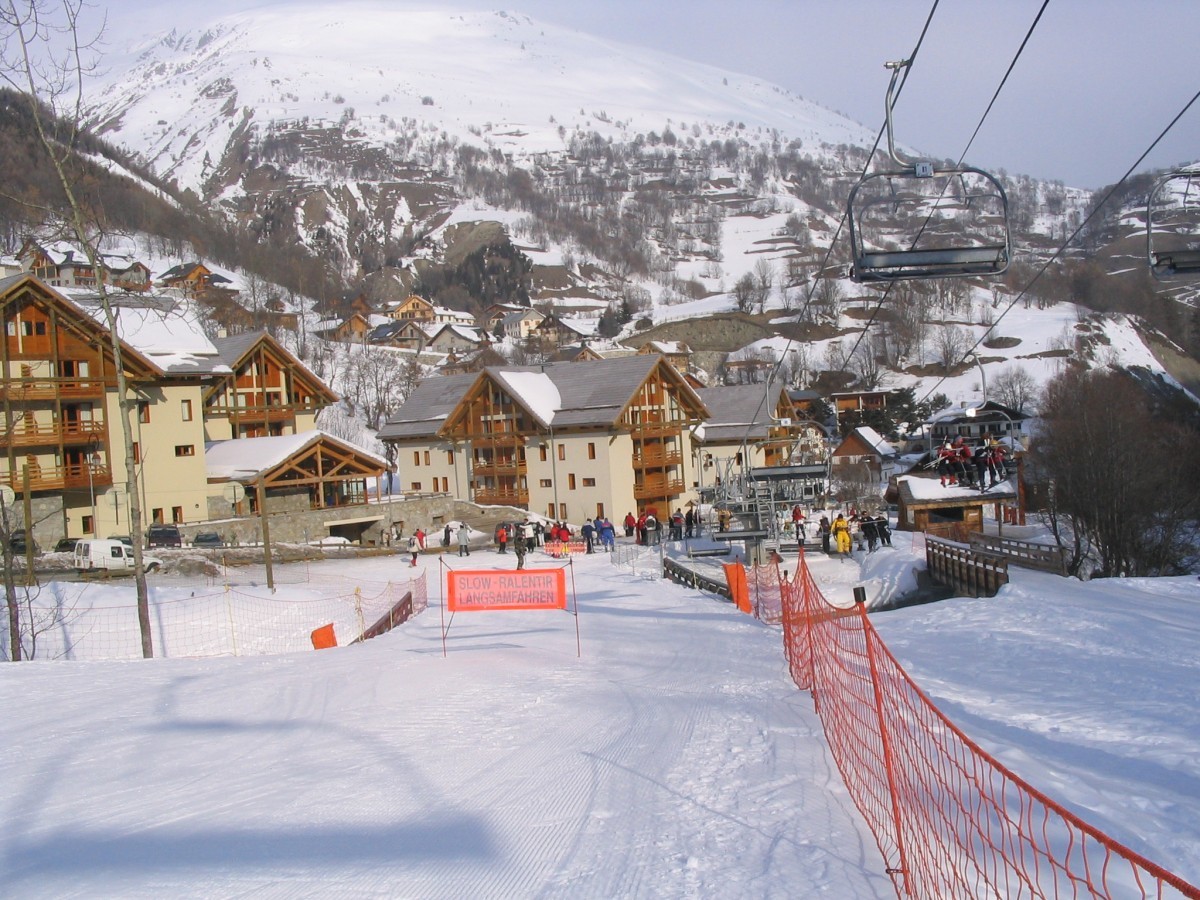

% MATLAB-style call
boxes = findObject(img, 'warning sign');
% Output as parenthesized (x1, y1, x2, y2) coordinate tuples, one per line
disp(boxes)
(447, 569, 567, 611)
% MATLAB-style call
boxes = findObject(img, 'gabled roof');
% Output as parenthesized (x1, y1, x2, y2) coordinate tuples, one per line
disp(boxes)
(0, 273, 162, 379)
(850, 425, 897, 457)
(379, 354, 709, 440)
(377, 371, 481, 441)
(693, 382, 784, 443)
(210, 330, 338, 402)
(205, 430, 387, 482)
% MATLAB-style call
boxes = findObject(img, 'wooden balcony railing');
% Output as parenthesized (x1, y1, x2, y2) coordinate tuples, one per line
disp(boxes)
(473, 486, 529, 507)
(0, 419, 106, 449)
(633, 450, 683, 469)
(7, 377, 108, 400)
(1, 461, 112, 494)
(633, 476, 684, 501)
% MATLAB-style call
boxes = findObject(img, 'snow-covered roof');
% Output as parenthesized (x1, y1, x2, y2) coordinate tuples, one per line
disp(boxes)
(74, 294, 230, 375)
(896, 474, 1016, 503)
(854, 426, 897, 458)
(205, 430, 387, 482)
(494, 371, 561, 426)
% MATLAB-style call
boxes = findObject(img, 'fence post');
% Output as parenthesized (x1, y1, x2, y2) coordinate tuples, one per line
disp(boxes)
(854, 586, 912, 895)
(354, 587, 365, 640)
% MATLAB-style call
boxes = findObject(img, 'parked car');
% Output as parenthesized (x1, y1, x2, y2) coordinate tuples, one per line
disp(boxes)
(75, 539, 163, 573)
(108, 535, 134, 548)
(9, 529, 38, 555)
(54, 537, 79, 553)
(146, 524, 182, 548)
(191, 531, 225, 549)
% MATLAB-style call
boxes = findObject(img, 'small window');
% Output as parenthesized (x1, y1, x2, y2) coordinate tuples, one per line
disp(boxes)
(587, 442, 596, 460)
(582, 477, 596, 487)
(82, 514, 94, 535)
(174, 445, 195, 457)
(132, 442, 140, 463)
(446, 450, 454, 464)
(138, 401, 150, 424)
(410, 482, 421, 491)
(413, 451, 421, 466)
(568, 474, 576, 490)
(539, 446, 548, 462)
(423, 450, 431, 466)
(152, 508, 164, 524)
(596, 503, 605, 518)
(110, 546, 123, 558)
(539, 479, 552, 488)
(172, 506, 183, 524)
(557, 444, 565, 461)
(181, 399, 193, 421)
(558, 503, 567, 519)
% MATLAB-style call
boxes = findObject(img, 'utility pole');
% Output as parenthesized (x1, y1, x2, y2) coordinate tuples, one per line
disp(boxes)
(256, 477, 275, 591)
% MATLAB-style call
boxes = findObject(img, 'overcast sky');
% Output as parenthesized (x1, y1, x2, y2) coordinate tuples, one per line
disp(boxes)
(103, 0, 1198, 190)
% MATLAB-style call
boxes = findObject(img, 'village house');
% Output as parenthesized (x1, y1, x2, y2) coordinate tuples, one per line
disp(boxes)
(635, 340, 692, 375)
(1, 274, 383, 547)
(830, 425, 900, 483)
(378, 355, 710, 522)
(926, 401, 1028, 448)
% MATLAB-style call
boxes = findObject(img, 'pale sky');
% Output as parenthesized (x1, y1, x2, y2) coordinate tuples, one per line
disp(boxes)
(103, 0, 1199, 190)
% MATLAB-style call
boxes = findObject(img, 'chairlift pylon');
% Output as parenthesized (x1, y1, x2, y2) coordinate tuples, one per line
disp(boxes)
(847, 59, 1012, 284)
(1147, 168, 1200, 280)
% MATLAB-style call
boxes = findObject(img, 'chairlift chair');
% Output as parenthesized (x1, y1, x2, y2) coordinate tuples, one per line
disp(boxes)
(847, 60, 1012, 284)
(1147, 169, 1200, 280)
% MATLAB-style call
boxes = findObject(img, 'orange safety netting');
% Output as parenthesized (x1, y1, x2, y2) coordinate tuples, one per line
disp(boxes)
(779, 554, 1199, 900)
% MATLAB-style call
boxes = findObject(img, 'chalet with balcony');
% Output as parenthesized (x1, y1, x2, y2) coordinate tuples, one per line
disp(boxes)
(378, 355, 710, 521)
(831, 425, 899, 483)
(386, 294, 436, 323)
(205, 331, 336, 440)
(693, 382, 793, 475)
(2, 275, 382, 547)
(18, 240, 103, 289)
(159, 262, 238, 301)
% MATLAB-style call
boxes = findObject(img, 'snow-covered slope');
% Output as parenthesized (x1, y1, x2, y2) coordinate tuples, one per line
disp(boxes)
(87, 3, 877, 188)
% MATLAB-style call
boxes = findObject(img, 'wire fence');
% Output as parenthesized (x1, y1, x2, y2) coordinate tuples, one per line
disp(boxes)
(777, 553, 1200, 900)
(1, 567, 428, 661)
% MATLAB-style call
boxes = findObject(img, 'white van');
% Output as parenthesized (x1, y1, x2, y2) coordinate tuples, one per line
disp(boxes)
(74, 539, 163, 573)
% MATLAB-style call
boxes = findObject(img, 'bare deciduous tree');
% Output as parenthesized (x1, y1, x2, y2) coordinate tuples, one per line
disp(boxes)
(2, 0, 155, 656)
(1029, 367, 1200, 577)
(990, 364, 1039, 413)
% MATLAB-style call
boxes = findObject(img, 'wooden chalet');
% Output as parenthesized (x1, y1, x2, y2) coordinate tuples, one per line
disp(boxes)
(379, 354, 710, 520)
(1, 274, 157, 506)
(206, 331, 337, 440)
(387, 294, 436, 322)
(206, 431, 387, 523)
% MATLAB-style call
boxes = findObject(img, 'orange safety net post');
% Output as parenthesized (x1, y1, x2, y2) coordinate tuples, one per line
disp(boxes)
(722, 561, 750, 613)
(310, 622, 337, 650)
(780, 555, 1200, 900)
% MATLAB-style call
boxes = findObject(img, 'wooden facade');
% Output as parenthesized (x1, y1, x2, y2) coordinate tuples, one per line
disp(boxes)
(1, 276, 157, 499)
(205, 334, 335, 440)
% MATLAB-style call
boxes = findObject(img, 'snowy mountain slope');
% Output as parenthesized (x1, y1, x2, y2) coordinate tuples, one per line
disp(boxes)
(87, 4, 878, 191)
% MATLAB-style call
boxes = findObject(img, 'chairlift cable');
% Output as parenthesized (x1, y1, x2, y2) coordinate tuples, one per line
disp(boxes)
(840, 1, 1050, 393)
(914, 83, 1200, 412)
(731, 0, 942, 459)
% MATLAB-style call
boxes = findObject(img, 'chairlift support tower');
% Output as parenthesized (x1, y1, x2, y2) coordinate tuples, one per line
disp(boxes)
(847, 59, 1012, 283)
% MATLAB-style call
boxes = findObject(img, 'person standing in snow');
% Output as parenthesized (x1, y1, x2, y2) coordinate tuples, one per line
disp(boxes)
(407, 534, 419, 567)
(457, 523, 471, 556)
(514, 531, 527, 570)
(819, 516, 831, 554)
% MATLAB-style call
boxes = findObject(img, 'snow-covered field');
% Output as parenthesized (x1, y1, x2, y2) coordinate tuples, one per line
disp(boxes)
(2, 533, 1198, 897)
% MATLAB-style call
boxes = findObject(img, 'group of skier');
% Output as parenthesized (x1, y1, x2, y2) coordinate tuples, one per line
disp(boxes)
(935, 435, 1009, 490)
(819, 511, 892, 556)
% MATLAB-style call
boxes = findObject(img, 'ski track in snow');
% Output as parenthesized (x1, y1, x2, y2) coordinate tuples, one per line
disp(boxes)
(0, 553, 894, 899)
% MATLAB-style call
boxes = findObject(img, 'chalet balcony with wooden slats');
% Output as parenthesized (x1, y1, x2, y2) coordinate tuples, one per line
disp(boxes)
(1, 460, 112, 494)
(633, 476, 684, 501)
(0, 419, 106, 450)
(633, 448, 683, 470)
(474, 485, 529, 506)
(628, 420, 683, 439)
(472, 453, 527, 480)
(9, 376, 108, 401)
